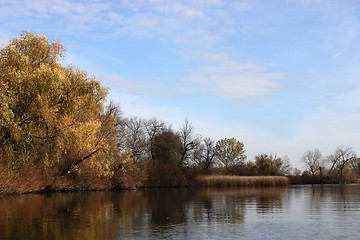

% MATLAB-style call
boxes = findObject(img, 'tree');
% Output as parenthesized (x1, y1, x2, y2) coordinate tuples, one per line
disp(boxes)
(152, 129, 182, 165)
(277, 155, 292, 175)
(254, 154, 291, 176)
(118, 117, 147, 162)
(348, 157, 360, 176)
(178, 119, 198, 166)
(293, 168, 302, 176)
(302, 149, 323, 176)
(192, 137, 217, 171)
(215, 138, 246, 167)
(0, 31, 115, 175)
(144, 118, 166, 161)
(326, 146, 357, 182)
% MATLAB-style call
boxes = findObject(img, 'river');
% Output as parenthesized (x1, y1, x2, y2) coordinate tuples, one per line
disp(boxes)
(0, 184, 359, 239)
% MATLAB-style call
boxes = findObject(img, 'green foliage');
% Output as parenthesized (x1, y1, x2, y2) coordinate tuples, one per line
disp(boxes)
(215, 138, 246, 167)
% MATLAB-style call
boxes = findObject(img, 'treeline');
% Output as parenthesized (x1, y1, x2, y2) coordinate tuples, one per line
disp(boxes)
(293, 147, 360, 184)
(116, 116, 293, 177)
(0, 32, 359, 193)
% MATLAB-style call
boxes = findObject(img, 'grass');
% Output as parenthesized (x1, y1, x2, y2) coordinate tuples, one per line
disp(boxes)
(196, 175, 289, 187)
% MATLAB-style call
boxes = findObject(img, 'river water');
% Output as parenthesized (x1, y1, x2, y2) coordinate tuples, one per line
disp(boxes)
(0, 184, 359, 240)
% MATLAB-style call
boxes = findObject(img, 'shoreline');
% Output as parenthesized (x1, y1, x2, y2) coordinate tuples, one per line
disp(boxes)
(2, 175, 358, 196)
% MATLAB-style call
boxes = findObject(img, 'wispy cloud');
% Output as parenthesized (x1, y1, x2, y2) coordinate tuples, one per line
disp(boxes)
(324, 82, 360, 113)
(0, 0, 249, 44)
(98, 59, 286, 100)
(181, 53, 286, 98)
(0, 0, 113, 31)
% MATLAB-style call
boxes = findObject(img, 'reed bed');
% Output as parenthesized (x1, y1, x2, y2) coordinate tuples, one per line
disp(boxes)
(196, 175, 289, 187)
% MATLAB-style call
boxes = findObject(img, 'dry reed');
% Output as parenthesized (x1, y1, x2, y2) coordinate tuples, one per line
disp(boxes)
(196, 175, 289, 187)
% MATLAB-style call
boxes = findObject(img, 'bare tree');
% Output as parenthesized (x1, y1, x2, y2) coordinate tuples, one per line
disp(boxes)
(279, 155, 293, 175)
(193, 137, 217, 171)
(326, 145, 357, 182)
(349, 157, 360, 176)
(144, 118, 166, 160)
(178, 119, 198, 166)
(119, 117, 147, 161)
(302, 149, 323, 175)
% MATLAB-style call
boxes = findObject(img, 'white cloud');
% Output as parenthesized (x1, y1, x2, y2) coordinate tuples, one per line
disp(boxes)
(0, 0, 246, 45)
(182, 54, 286, 98)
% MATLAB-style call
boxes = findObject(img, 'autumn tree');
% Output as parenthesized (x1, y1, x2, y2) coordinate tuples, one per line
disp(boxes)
(215, 138, 246, 167)
(255, 154, 292, 176)
(326, 145, 357, 183)
(0, 31, 116, 176)
(302, 149, 324, 176)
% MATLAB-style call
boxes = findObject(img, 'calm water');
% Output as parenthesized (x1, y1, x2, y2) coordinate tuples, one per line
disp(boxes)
(0, 185, 359, 240)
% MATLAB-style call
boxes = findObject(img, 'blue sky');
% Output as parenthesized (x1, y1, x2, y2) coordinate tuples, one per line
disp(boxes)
(1, 0, 359, 169)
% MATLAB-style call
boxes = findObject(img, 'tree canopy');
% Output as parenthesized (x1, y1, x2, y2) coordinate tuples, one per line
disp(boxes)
(0, 31, 115, 175)
(215, 138, 246, 167)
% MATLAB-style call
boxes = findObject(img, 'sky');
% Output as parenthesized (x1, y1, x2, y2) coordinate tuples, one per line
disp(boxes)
(1, 0, 360, 170)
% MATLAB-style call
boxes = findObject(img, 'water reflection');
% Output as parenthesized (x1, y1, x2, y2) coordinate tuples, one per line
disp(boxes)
(305, 184, 360, 216)
(0, 185, 359, 240)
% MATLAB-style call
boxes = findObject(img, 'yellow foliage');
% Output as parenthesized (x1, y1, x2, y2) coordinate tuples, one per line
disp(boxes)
(215, 138, 246, 167)
(0, 31, 115, 176)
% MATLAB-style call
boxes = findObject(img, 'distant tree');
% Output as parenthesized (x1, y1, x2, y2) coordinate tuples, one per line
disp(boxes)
(293, 168, 302, 176)
(302, 149, 323, 176)
(178, 119, 198, 166)
(119, 117, 147, 162)
(326, 146, 357, 182)
(254, 154, 292, 176)
(144, 118, 166, 161)
(277, 155, 293, 175)
(192, 137, 217, 171)
(348, 157, 360, 176)
(215, 138, 246, 167)
(152, 129, 182, 165)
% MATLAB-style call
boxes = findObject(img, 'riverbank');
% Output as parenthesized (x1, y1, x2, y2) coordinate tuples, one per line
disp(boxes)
(1, 171, 289, 195)
(1, 163, 357, 195)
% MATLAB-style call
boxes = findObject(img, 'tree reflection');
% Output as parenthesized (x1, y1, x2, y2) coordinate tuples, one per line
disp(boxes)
(197, 187, 287, 220)
(305, 184, 360, 220)
(0, 187, 289, 239)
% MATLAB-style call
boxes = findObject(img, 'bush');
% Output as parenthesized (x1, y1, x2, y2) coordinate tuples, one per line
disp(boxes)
(147, 163, 188, 187)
